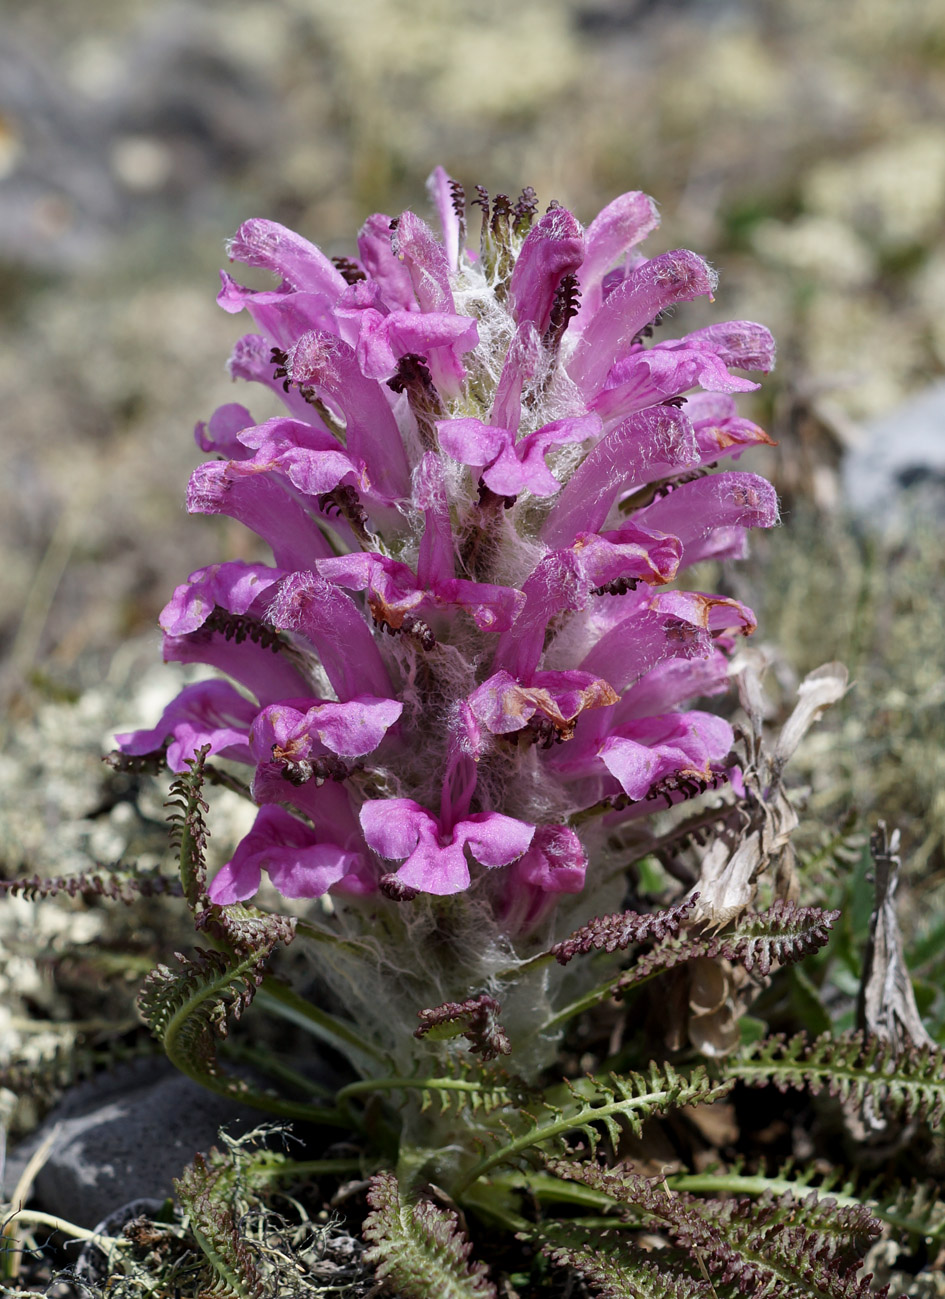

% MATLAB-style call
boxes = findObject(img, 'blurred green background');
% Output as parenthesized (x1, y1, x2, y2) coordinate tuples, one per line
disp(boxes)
(1, 0, 943, 905)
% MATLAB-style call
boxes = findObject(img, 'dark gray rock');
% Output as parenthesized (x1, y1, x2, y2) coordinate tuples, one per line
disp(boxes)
(3, 1058, 262, 1228)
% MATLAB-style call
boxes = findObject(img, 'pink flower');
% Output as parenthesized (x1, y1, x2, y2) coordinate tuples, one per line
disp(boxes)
(121, 168, 777, 908)
(359, 799, 535, 896)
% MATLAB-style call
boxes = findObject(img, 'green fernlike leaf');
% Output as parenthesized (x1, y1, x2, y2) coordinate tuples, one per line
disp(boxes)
(362, 1170, 496, 1299)
(541, 1225, 713, 1299)
(139, 745, 344, 1122)
(666, 1163, 945, 1244)
(721, 1030, 945, 1127)
(455, 1063, 732, 1195)
(138, 946, 341, 1123)
(175, 1151, 265, 1299)
(539, 1160, 886, 1299)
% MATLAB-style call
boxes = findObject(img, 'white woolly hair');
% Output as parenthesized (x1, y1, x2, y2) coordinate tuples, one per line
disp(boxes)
(298, 829, 627, 1094)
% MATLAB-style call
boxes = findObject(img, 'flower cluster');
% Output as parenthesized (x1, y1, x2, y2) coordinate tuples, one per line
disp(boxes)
(118, 169, 777, 921)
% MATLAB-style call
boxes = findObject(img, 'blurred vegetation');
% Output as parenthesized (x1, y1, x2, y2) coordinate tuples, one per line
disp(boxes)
(2, 0, 945, 681)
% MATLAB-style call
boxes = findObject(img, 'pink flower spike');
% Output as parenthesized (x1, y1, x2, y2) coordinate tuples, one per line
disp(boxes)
(187, 462, 336, 569)
(285, 331, 410, 501)
(634, 471, 778, 567)
(227, 334, 320, 423)
(468, 669, 617, 739)
(252, 696, 402, 762)
(570, 523, 681, 591)
(490, 322, 542, 431)
(134, 175, 781, 909)
(508, 206, 585, 334)
(541, 405, 698, 548)
(591, 347, 759, 426)
(674, 320, 776, 373)
(357, 213, 418, 312)
(436, 418, 509, 471)
(355, 308, 478, 384)
(437, 413, 599, 499)
(232, 416, 366, 499)
(391, 210, 455, 315)
(598, 710, 735, 799)
(579, 602, 714, 693)
(414, 452, 455, 590)
(483, 414, 601, 499)
(496, 824, 588, 933)
(216, 271, 338, 351)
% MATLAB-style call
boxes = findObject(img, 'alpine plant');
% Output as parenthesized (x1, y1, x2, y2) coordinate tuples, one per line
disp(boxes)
(118, 169, 777, 928)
